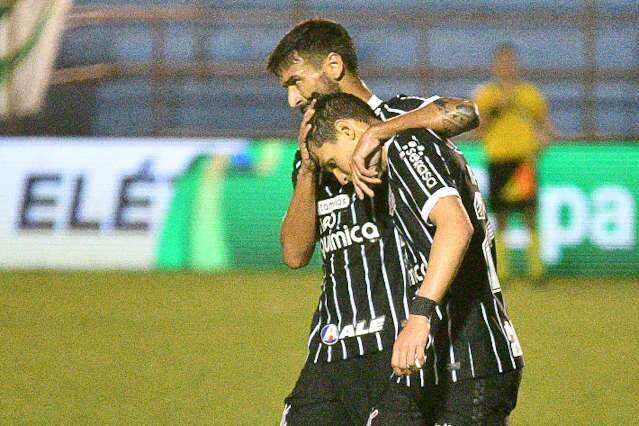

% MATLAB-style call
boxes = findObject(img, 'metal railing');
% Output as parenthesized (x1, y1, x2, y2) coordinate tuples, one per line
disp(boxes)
(51, 3, 639, 140)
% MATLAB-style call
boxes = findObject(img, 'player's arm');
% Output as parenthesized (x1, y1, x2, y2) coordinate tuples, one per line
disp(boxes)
(350, 97, 479, 199)
(367, 97, 479, 140)
(391, 197, 473, 376)
(534, 92, 560, 151)
(280, 104, 318, 269)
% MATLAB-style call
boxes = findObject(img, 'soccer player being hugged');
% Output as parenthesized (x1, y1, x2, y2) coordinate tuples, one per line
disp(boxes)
(307, 93, 524, 425)
(268, 19, 480, 425)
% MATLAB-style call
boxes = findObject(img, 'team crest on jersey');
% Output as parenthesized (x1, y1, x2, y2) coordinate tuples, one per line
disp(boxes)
(320, 324, 340, 345)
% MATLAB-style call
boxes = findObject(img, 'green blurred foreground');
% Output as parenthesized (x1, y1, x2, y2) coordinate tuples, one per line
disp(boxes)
(1, 271, 637, 425)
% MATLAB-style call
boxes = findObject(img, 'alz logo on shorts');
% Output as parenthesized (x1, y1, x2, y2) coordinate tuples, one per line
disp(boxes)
(320, 324, 339, 345)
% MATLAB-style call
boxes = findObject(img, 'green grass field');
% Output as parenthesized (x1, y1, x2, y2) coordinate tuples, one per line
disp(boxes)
(1, 271, 637, 425)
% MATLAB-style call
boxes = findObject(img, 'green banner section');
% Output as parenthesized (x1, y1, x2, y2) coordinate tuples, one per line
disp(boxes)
(156, 141, 639, 276)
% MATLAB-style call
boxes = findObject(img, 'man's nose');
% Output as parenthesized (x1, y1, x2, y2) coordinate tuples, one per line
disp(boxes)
(288, 86, 306, 108)
(335, 171, 350, 186)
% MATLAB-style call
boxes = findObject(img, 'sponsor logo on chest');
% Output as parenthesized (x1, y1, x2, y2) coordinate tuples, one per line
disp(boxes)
(318, 194, 350, 216)
(399, 141, 438, 188)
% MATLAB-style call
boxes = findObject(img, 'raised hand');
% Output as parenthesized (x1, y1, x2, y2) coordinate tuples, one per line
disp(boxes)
(298, 99, 317, 174)
(350, 125, 384, 200)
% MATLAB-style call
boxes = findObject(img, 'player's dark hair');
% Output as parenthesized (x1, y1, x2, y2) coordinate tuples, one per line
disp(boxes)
(494, 42, 517, 55)
(307, 93, 377, 149)
(267, 18, 359, 77)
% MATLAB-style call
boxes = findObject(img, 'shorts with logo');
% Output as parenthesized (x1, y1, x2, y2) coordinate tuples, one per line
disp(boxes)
(281, 350, 392, 426)
(368, 369, 523, 426)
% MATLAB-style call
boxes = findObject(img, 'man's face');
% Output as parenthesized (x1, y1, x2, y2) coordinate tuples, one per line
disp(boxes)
(312, 135, 356, 186)
(310, 118, 370, 186)
(278, 53, 339, 110)
(493, 49, 518, 82)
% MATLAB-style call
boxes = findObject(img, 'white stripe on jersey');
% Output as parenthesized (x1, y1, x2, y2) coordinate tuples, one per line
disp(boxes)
(412, 137, 449, 187)
(388, 160, 427, 212)
(393, 229, 410, 318)
(427, 128, 444, 142)
(431, 336, 439, 385)
(392, 140, 434, 197)
(431, 139, 453, 176)
(280, 403, 291, 426)
(396, 186, 434, 243)
(379, 239, 399, 339)
(446, 302, 458, 382)
(493, 298, 517, 369)
(468, 342, 476, 378)
(346, 202, 364, 355)
(356, 198, 383, 350)
(480, 301, 503, 373)
(482, 229, 502, 294)
(331, 217, 348, 360)
(307, 300, 322, 347)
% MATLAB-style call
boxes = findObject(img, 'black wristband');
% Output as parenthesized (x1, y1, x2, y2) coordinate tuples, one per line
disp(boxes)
(409, 296, 438, 320)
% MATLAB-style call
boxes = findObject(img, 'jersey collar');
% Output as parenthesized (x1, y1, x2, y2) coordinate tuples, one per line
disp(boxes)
(367, 94, 383, 111)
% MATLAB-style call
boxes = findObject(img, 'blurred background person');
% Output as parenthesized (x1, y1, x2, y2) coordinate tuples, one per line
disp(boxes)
(473, 43, 558, 282)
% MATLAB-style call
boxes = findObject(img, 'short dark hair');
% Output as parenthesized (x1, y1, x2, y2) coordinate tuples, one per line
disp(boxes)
(267, 18, 359, 77)
(494, 42, 517, 55)
(307, 93, 377, 149)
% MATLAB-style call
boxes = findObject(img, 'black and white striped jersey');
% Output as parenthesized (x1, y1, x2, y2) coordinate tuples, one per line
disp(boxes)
(291, 152, 405, 363)
(384, 126, 525, 382)
(290, 94, 440, 363)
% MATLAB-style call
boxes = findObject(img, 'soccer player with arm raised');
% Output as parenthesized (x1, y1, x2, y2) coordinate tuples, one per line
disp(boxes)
(308, 93, 524, 425)
(267, 19, 480, 425)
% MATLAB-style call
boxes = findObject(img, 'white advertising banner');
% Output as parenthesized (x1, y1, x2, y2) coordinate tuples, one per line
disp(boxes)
(0, 137, 247, 268)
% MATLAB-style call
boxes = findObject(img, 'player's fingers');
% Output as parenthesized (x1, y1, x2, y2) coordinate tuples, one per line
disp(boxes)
(301, 100, 316, 123)
(416, 345, 426, 368)
(391, 345, 403, 373)
(405, 345, 417, 371)
(355, 180, 375, 199)
(299, 123, 312, 145)
(352, 176, 365, 200)
(351, 156, 378, 178)
(357, 174, 382, 185)
(358, 165, 379, 178)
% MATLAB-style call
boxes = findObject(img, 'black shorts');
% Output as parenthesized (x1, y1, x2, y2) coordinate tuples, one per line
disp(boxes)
(488, 160, 537, 213)
(281, 350, 393, 426)
(369, 369, 523, 426)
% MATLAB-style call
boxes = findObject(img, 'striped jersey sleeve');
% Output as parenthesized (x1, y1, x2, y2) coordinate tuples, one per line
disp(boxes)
(387, 130, 461, 224)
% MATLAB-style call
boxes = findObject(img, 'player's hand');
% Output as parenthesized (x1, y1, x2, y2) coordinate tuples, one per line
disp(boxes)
(391, 315, 430, 376)
(350, 125, 384, 200)
(298, 99, 317, 174)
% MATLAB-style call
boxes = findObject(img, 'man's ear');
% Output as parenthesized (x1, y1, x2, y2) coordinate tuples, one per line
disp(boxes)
(322, 52, 345, 81)
(335, 119, 356, 140)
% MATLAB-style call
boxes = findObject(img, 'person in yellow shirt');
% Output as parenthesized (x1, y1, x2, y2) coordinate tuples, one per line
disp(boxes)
(473, 43, 557, 282)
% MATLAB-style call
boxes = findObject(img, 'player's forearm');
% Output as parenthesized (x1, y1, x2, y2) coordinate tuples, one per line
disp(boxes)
(368, 97, 480, 141)
(280, 170, 317, 269)
(416, 215, 473, 303)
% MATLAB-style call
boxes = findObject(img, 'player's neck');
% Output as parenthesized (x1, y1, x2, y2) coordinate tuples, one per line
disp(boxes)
(340, 77, 373, 103)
